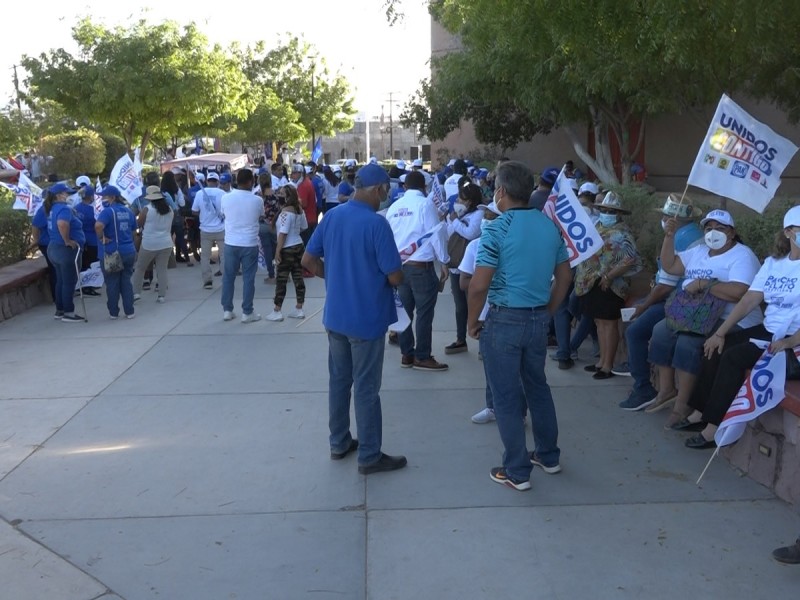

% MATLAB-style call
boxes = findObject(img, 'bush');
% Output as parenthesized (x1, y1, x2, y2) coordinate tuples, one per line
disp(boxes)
(0, 209, 32, 267)
(39, 128, 106, 178)
(100, 133, 129, 177)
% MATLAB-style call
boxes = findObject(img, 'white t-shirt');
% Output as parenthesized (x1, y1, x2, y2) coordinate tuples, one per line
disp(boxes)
(276, 209, 307, 248)
(385, 190, 448, 264)
(458, 238, 489, 321)
(324, 180, 340, 205)
(221, 189, 264, 247)
(141, 207, 174, 251)
(748, 256, 800, 336)
(678, 242, 763, 328)
(192, 187, 225, 233)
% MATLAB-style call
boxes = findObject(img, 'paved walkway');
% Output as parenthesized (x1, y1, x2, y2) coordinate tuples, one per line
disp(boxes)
(0, 262, 798, 599)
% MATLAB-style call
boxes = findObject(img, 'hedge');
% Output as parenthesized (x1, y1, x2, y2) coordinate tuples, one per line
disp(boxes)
(39, 128, 106, 178)
(0, 209, 32, 267)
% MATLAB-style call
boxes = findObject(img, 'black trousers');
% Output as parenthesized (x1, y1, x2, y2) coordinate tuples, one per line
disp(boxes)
(687, 324, 769, 425)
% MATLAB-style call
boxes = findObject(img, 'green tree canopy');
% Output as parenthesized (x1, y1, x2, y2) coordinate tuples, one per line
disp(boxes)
(401, 0, 800, 183)
(22, 18, 253, 155)
(39, 128, 106, 177)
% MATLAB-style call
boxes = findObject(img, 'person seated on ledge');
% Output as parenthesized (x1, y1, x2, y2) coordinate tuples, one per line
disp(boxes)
(649, 209, 762, 430)
(674, 206, 800, 449)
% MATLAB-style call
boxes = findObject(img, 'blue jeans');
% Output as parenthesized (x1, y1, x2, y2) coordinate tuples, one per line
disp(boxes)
(568, 291, 597, 353)
(103, 252, 136, 317)
(649, 318, 712, 375)
(258, 223, 276, 278)
(479, 333, 493, 410)
(327, 330, 385, 466)
(482, 306, 560, 481)
(222, 244, 258, 315)
(625, 302, 666, 398)
(397, 263, 439, 360)
(47, 243, 80, 313)
(553, 282, 575, 360)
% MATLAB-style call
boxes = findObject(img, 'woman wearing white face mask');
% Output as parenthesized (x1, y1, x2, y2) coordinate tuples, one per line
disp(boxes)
(652, 208, 763, 429)
(574, 191, 642, 379)
(669, 206, 800, 449)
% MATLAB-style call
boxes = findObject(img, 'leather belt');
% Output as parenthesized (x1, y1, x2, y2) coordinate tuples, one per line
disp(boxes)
(404, 261, 433, 268)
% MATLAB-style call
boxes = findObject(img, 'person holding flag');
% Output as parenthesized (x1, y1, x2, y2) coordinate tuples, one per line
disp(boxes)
(671, 205, 800, 449)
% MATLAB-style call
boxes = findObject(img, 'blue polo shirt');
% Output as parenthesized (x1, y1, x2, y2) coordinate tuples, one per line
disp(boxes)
(306, 199, 402, 339)
(338, 181, 354, 200)
(476, 206, 568, 308)
(32, 206, 49, 246)
(96, 204, 137, 256)
(74, 202, 98, 246)
(48, 203, 86, 246)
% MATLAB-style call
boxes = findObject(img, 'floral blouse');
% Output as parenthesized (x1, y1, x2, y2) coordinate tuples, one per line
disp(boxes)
(575, 221, 642, 299)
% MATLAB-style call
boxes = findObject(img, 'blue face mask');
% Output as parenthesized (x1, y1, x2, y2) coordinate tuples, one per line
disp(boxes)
(794, 232, 800, 246)
(598, 213, 617, 227)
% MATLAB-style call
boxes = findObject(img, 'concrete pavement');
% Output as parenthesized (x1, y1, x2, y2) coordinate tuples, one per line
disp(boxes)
(0, 261, 798, 599)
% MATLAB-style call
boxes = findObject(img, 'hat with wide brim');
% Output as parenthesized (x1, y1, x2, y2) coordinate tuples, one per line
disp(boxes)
(593, 191, 631, 214)
(654, 193, 703, 218)
(144, 185, 165, 201)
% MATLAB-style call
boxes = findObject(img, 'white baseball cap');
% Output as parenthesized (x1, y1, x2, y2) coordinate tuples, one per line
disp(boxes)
(783, 205, 800, 228)
(195, 172, 205, 182)
(700, 209, 735, 228)
(75, 175, 91, 188)
(578, 182, 599, 197)
(206, 172, 220, 181)
(412, 158, 423, 168)
(477, 201, 502, 216)
(397, 160, 406, 170)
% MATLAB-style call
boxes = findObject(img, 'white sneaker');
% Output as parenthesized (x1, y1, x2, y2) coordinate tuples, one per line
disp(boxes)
(288, 308, 305, 319)
(241, 312, 261, 323)
(223, 311, 236, 321)
(133, 293, 141, 301)
(266, 310, 284, 322)
(471, 408, 496, 424)
(156, 296, 165, 304)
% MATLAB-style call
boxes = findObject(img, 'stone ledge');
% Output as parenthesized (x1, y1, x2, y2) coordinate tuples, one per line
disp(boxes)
(0, 257, 50, 322)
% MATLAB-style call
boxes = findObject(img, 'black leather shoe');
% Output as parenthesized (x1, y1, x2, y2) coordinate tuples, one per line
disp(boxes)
(772, 540, 800, 564)
(358, 453, 407, 474)
(685, 433, 716, 449)
(670, 418, 705, 432)
(330, 438, 358, 460)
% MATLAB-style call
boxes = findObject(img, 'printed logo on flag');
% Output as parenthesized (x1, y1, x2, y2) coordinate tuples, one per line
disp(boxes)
(750, 171, 761, 182)
(731, 161, 749, 178)
(116, 162, 137, 190)
(717, 158, 730, 170)
(704, 154, 716, 165)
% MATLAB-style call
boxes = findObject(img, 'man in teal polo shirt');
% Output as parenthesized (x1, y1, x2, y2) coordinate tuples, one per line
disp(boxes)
(467, 160, 572, 491)
(302, 164, 407, 475)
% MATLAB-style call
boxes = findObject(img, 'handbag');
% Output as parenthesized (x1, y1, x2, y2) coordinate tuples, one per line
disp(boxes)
(447, 232, 469, 269)
(103, 209, 124, 273)
(664, 281, 727, 336)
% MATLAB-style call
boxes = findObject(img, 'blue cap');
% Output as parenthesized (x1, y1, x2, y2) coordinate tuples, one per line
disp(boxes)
(82, 187, 95, 197)
(540, 167, 559, 185)
(355, 164, 390, 188)
(219, 173, 232, 184)
(49, 182, 75, 195)
(99, 185, 122, 197)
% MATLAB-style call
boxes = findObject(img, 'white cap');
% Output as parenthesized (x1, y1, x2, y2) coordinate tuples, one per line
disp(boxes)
(783, 205, 800, 228)
(399, 174, 407, 183)
(331, 165, 342, 173)
(195, 172, 205, 182)
(578, 182, 599, 197)
(206, 172, 220, 181)
(396, 160, 406, 169)
(344, 158, 357, 167)
(75, 175, 91, 188)
(412, 158, 423, 168)
(477, 201, 502, 216)
(368, 157, 378, 164)
(304, 165, 313, 174)
(700, 209, 735, 228)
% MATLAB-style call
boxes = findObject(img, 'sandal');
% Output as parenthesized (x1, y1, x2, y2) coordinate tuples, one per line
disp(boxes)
(663, 410, 686, 430)
(644, 390, 678, 414)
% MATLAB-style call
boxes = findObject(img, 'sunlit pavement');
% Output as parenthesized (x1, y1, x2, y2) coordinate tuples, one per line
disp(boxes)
(0, 262, 798, 599)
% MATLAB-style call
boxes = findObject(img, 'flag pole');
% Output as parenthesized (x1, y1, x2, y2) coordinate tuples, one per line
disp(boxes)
(295, 306, 323, 328)
(696, 447, 720, 486)
(676, 182, 690, 208)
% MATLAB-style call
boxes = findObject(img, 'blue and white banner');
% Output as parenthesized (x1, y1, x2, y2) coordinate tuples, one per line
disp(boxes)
(2, 172, 43, 216)
(688, 94, 799, 213)
(543, 172, 603, 267)
(109, 153, 142, 204)
(311, 137, 323, 163)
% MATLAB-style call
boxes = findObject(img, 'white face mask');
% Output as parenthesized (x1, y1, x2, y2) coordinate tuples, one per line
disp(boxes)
(453, 202, 467, 218)
(598, 213, 617, 227)
(705, 229, 728, 250)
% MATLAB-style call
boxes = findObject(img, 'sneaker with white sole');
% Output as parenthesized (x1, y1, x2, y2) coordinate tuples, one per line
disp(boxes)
(61, 314, 84, 323)
(133, 293, 141, 301)
(241, 312, 262, 323)
(529, 452, 562, 474)
(611, 362, 631, 376)
(471, 407, 496, 424)
(223, 311, 236, 321)
(490, 467, 531, 491)
(266, 310, 284, 322)
(156, 296, 165, 304)
(288, 308, 305, 319)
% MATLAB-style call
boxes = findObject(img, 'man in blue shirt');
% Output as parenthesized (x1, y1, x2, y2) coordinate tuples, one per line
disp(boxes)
(467, 161, 572, 491)
(302, 164, 407, 475)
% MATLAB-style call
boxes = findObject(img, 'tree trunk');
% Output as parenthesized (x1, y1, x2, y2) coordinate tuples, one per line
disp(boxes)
(563, 125, 618, 185)
(139, 131, 151, 163)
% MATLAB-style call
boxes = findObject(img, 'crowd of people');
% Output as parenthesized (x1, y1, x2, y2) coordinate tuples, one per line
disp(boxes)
(23, 152, 800, 564)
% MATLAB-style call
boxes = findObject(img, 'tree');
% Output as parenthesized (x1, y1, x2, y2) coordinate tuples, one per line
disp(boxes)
(39, 129, 106, 176)
(0, 109, 35, 157)
(22, 18, 252, 155)
(402, 0, 800, 184)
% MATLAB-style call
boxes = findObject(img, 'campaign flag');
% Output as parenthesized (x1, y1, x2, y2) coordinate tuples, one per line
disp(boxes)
(0, 157, 17, 171)
(388, 289, 411, 333)
(688, 94, 799, 213)
(714, 340, 795, 447)
(543, 172, 603, 267)
(3, 172, 43, 216)
(133, 147, 143, 175)
(75, 262, 104, 289)
(109, 153, 142, 204)
(398, 221, 447, 264)
(431, 176, 446, 214)
(311, 137, 323, 163)
(257, 237, 268, 271)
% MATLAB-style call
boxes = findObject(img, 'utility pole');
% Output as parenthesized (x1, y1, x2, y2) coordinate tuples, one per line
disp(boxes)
(384, 91, 401, 160)
(310, 62, 316, 159)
